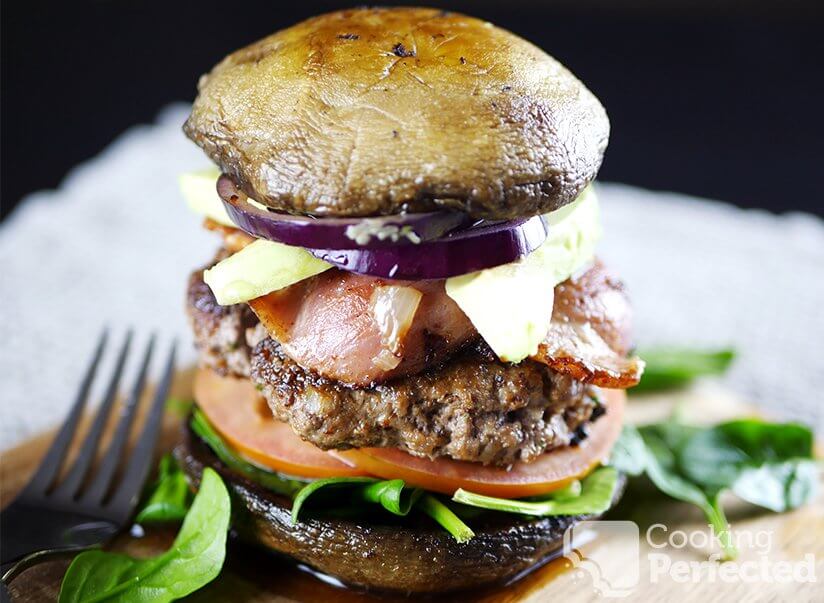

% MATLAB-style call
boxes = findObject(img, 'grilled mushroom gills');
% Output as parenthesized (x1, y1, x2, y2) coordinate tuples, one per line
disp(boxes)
(176, 421, 626, 594)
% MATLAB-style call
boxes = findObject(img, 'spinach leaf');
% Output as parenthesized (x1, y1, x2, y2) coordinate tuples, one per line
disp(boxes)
(291, 477, 378, 523)
(633, 347, 735, 393)
(417, 495, 475, 544)
(609, 426, 738, 558)
(608, 425, 647, 476)
(357, 479, 423, 515)
(59, 468, 230, 603)
(638, 430, 738, 560)
(730, 460, 819, 512)
(718, 419, 813, 458)
(452, 467, 619, 517)
(642, 418, 701, 453)
(191, 409, 305, 497)
(608, 417, 819, 560)
(135, 454, 192, 524)
(291, 477, 424, 523)
(678, 419, 818, 511)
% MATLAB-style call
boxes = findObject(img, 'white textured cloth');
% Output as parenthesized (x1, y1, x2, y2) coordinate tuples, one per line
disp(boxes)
(1, 104, 822, 449)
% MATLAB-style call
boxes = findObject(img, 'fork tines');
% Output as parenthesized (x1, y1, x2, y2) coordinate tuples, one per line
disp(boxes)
(20, 329, 177, 522)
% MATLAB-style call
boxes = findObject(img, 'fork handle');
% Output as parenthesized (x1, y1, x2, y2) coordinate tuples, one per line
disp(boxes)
(2, 547, 86, 582)
(0, 501, 118, 570)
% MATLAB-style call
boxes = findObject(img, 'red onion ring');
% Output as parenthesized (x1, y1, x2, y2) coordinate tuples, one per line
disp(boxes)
(217, 175, 470, 250)
(308, 216, 549, 280)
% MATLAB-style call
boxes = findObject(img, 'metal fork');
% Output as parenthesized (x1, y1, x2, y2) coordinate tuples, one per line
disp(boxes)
(0, 330, 176, 583)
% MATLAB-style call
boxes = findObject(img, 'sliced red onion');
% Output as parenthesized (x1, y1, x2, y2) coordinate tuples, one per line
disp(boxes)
(217, 175, 470, 250)
(308, 216, 549, 280)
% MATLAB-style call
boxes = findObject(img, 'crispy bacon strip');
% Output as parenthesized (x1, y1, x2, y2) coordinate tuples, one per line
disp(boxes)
(203, 218, 255, 252)
(531, 262, 644, 388)
(533, 323, 644, 388)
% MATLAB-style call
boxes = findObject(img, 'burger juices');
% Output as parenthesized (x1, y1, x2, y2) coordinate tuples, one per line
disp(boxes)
(177, 7, 643, 593)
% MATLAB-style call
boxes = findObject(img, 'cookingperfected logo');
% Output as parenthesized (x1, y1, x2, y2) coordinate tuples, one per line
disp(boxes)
(563, 520, 640, 597)
(563, 521, 818, 597)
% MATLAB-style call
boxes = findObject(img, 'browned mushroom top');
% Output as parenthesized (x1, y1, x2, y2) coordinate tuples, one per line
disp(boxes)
(184, 7, 609, 219)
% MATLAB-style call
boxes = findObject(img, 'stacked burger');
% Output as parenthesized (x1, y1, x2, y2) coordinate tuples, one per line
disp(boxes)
(177, 7, 643, 593)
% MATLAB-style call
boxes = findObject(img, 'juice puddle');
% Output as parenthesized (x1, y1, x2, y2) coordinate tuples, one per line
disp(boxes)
(469, 555, 575, 603)
(185, 541, 576, 602)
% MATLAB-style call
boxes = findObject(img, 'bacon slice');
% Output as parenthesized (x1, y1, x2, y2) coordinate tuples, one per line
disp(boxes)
(206, 220, 476, 385)
(249, 271, 476, 386)
(203, 218, 256, 252)
(531, 261, 644, 388)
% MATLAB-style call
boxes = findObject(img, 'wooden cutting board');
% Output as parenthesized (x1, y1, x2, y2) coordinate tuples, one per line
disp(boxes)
(2, 371, 822, 602)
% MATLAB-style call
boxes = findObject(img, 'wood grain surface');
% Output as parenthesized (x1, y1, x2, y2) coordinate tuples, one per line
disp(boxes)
(1, 374, 821, 602)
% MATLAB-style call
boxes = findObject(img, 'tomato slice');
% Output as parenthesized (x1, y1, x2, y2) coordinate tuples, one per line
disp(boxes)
(331, 389, 625, 498)
(194, 369, 368, 478)
(195, 368, 624, 494)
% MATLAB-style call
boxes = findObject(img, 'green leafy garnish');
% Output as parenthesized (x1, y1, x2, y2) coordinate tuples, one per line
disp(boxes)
(134, 454, 192, 524)
(606, 424, 647, 476)
(292, 477, 422, 523)
(291, 477, 378, 523)
(633, 347, 735, 393)
(639, 428, 737, 559)
(730, 461, 819, 513)
(59, 468, 230, 603)
(291, 478, 462, 540)
(609, 419, 819, 560)
(417, 495, 475, 544)
(678, 420, 818, 512)
(452, 467, 618, 516)
(291, 477, 424, 524)
(191, 409, 305, 497)
(292, 478, 466, 541)
(357, 479, 423, 515)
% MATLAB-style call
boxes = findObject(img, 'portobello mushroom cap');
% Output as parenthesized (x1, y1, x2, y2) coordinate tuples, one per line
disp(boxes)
(175, 421, 625, 594)
(183, 7, 609, 220)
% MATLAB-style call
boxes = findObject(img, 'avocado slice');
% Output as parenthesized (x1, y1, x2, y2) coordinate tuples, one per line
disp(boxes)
(203, 239, 331, 305)
(446, 187, 601, 363)
(179, 168, 234, 227)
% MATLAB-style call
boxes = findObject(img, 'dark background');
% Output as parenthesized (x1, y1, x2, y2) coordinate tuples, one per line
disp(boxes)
(2, 0, 823, 220)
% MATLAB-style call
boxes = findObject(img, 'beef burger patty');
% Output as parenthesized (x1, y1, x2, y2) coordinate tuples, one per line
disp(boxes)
(252, 337, 601, 466)
(187, 259, 605, 466)
(187, 265, 266, 378)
